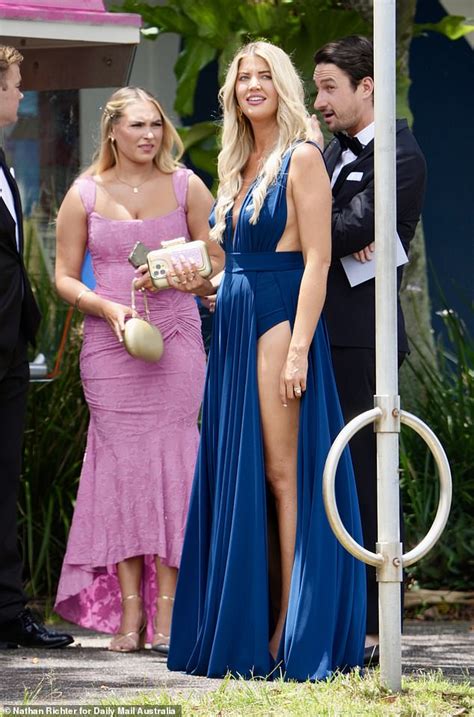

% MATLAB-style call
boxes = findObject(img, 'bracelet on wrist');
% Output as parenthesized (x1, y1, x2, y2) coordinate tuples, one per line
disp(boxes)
(74, 287, 93, 311)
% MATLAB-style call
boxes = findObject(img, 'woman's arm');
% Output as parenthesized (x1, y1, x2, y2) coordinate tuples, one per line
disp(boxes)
(55, 185, 134, 342)
(162, 173, 225, 297)
(199, 270, 223, 311)
(280, 143, 332, 404)
(175, 173, 225, 296)
(186, 173, 225, 276)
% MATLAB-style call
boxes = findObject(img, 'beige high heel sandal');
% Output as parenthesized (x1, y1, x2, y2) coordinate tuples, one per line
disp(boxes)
(151, 594, 174, 655)
(108, 594, 146, 653)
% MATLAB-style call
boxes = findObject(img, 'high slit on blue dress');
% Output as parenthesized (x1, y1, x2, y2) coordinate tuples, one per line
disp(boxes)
(168, 143, 366, 680)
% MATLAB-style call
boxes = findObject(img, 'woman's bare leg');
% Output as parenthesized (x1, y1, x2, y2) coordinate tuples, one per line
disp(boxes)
(111, 556, 144, 646)
(257, 321, 299, 659)
(154, 558, 177, 642)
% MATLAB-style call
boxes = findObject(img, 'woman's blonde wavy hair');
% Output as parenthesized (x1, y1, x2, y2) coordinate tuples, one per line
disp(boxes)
(89, 87, 184, 175)
(210, 41, 311, 243)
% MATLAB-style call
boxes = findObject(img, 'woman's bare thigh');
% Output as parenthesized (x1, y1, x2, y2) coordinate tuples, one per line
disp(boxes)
(257, 321, 299, 475)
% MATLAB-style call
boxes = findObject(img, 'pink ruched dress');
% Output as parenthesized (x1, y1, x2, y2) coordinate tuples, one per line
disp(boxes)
(54, 169, 206, 640)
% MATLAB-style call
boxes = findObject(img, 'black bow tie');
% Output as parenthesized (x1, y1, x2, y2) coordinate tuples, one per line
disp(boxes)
(335, 132, 364, 156)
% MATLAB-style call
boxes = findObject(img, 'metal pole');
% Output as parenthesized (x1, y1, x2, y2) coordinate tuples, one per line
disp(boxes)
(323, 1, 452, 694)
(374, 0, 402, 691)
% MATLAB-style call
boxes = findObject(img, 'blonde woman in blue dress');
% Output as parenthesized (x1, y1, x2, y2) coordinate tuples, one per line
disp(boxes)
(167, 41, 366, 679)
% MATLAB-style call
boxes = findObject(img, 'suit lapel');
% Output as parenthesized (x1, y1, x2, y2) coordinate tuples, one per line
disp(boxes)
(329, 121, 407, 195)
(331, 139, 374, 195)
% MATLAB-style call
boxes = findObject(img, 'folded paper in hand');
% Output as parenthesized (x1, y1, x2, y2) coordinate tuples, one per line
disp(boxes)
(340, 233, 408, 287)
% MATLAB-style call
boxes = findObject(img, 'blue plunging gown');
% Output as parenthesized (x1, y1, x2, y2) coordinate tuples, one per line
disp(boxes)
(168, 144, 366, 680)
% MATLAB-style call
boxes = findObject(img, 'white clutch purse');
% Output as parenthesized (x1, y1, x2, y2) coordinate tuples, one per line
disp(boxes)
(123, 280, 164, 363)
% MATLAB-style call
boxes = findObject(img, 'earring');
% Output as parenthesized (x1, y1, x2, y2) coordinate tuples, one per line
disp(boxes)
(236, 106, 243, 120)
(109, 135, 115, 143)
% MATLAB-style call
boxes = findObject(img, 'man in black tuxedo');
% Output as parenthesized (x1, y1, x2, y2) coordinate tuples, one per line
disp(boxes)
(0, 45, 73, 648)
(312, 36, 426, 662)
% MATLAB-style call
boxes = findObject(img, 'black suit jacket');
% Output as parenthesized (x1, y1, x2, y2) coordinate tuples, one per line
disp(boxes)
(0, 148, 41, 380)
(323, 119, 426, 353)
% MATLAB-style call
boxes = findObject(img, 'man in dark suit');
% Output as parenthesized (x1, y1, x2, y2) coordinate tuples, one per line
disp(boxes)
(0, 45, 73, 648)
(312, 35, 426, 662)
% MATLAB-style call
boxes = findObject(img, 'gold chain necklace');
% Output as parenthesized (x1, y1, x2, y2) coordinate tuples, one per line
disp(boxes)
(114, 169, 156, 194)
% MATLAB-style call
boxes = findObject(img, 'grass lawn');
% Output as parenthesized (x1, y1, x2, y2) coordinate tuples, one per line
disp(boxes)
(98, 669, 473, 716)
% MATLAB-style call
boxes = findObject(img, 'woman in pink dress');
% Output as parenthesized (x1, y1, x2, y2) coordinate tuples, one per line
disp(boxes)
(54, 87, 223, 653)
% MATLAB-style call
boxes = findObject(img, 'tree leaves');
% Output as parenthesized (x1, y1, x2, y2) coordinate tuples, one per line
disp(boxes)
(174, 38, 217, 116)
(116, 0, 370, 118)
(414, 15, 474, 41)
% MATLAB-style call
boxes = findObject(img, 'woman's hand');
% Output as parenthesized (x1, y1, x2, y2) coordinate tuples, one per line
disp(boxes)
(167, 255, 215, 297)
(279, 346, 308, 406)
(133, 264, 156, 292)
(200, 294, 217, 313)
(100, 300, 135, 342)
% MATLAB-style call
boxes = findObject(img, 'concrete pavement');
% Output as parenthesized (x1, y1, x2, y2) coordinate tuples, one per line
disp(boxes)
(0, 620, 472, 705)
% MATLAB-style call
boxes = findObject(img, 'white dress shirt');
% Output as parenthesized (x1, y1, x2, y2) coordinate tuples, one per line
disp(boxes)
(0, 165, 20, 251)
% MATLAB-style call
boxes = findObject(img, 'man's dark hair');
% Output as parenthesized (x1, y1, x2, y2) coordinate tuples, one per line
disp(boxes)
(313, 36, 373, 90)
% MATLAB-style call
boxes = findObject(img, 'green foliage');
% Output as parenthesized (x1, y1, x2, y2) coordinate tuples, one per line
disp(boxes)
(414, 15, 474, 41)
(20, 224, 87, 607)
(174, 38, 217, 116)
(118, 0, 369, 117)
(117, 0, 474, 182)
(400, 305, 474, 590)
(21, 332, 86, 605)
(177, 121, 219, 188)
(116, 0, 369, 179)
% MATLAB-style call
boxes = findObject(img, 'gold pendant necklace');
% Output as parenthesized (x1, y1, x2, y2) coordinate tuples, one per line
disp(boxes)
(115, 170, 156, 193)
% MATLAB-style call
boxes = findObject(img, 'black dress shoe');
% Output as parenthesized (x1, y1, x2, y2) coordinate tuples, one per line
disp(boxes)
(364, 644, 379, 667)
(0, 639, 18, 649)
(0, 608, 74, 649)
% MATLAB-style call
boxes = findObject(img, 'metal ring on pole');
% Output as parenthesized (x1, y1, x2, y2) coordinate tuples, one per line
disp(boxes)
(400, 410, 452, 567)
(323, 406, 452, 570)
(323, 407, 384, 567)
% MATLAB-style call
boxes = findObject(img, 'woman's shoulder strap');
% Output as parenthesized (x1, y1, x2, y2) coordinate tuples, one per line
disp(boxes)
(74, 175, 97, 215)
(287, 139, 323, 161)
(172, 167, 194, 208)
(281, 140, 324, 176)
(304, 139, 324, 157)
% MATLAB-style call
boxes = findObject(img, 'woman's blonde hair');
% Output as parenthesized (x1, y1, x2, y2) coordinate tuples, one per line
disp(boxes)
(210, 41, 311, 243)
(89, 86, 184, 175)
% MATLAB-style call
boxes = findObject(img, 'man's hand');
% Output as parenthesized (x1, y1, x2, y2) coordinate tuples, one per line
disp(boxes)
(309, 114, 324, 151)
(352, 242, 375, 263)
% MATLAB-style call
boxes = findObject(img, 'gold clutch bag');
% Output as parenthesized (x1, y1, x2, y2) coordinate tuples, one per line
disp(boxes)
(123, 280, 164, 363)
(147, 237, 212, 290)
